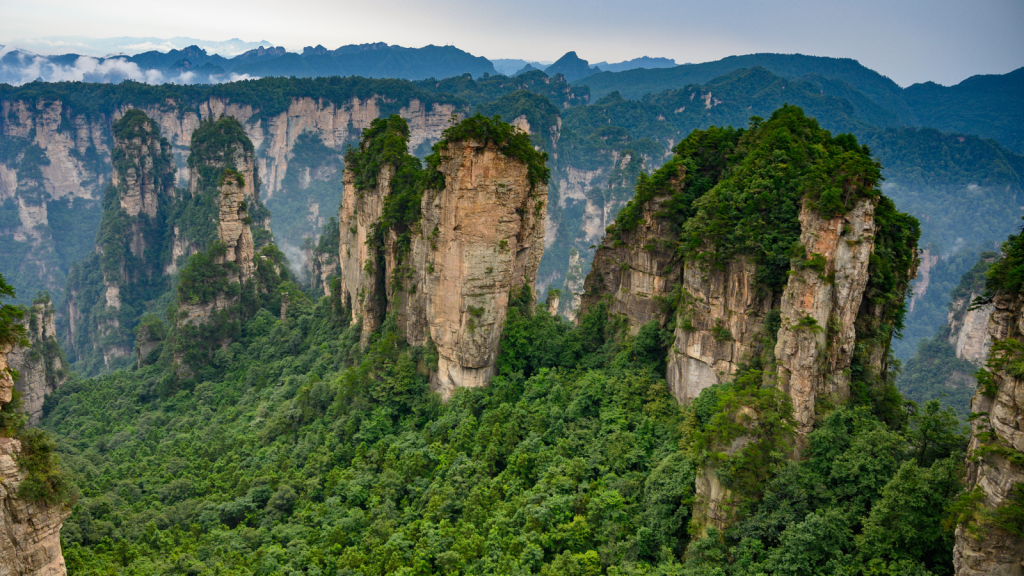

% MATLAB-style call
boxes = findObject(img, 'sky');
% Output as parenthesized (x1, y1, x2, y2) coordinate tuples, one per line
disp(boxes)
(1, 0, 1022, 87)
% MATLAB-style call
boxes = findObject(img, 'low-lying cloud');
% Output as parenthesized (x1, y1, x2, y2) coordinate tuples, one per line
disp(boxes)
(0, 48, 258, 86)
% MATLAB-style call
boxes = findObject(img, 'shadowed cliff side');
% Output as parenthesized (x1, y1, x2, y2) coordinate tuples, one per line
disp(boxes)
(953, 228, 1024, 575)
(7, 295, 68, 426)
(339, 114, 548, 399)
(0, 276, 73, 575)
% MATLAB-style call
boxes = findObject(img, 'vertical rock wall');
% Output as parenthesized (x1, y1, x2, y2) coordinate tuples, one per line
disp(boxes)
(419, 140, 546, 399)
(0, 438, 71, 576)
(954, 292, 1024, 575)
(666, 256, 774, 404)
(578, 179, 680, 333)
(7, 300, 68, 425)
(337, 167, 390, 344)
(215, 171, 256, 283)
(773, 198, 878, 433)
(339, 140, 546, 400)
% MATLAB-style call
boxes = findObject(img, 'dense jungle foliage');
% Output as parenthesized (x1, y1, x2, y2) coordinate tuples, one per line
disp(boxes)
(37, 279, 969, 575)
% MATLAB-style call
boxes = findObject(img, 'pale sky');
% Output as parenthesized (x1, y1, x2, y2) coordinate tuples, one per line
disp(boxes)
(1, 0, 1022, 87)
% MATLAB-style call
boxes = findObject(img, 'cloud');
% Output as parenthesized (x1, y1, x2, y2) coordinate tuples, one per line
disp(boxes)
(0, 52, 260, 86)
(120, 41, 178, 54)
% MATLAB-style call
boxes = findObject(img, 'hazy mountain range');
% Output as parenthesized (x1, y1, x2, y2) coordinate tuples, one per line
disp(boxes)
(0, 37, 680, 86)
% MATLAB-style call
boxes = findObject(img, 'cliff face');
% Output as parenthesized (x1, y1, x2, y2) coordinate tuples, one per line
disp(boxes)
(417, 140, 546, 398)
(61, 110, 176, 371)
(339, 117, 547, 400)
(667, 256, 774, 405)
(773, 198, 879, 433)
(7, 300, 68, 425)
(954, 291, 1024, 575)
(579, 167, 680, 333)
(0, 92, 460, 303)
(945, 254, 1000, 364)
(578, 108, 919, 535)
(0, 437, 71, 576)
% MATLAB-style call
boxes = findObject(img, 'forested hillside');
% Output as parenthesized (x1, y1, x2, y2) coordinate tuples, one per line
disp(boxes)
(1, 55, 1021, 386)
(7, 106, 977, 575)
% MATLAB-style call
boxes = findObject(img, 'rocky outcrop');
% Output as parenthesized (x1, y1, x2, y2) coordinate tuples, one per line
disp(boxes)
(418, 140, 546, 398)
(7, 300, 68, 425)
(214, 171, 256, 283)
(1, 89, 462, 304)
(954, 291, 1024, 576)
(339, 132, 546, 400)
(60, 111, 177, 370)
(0, 437, 71, 576)
(946, 254, 1000, 364)
(666, 256, 774, 405)
(0, 343, 13, 405)
(337, 166, 389, 343)
(579, 172, 680, 333)
(950, 289, 1024, 569)
(774, 199, 879, 433)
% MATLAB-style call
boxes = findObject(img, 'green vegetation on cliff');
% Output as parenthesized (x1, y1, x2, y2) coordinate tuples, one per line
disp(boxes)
(39, 276, 967, 575)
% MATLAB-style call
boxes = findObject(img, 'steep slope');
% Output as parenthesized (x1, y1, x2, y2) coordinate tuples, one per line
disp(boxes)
(338, 115, 548, 399)
(579, 106, 919, 531)
(7, 296, 68, 425)
(0, 78, 464, 303)
(61, 109, 177, 372)
(954, 230, 1024, 574)
(0, 437, 71, 576)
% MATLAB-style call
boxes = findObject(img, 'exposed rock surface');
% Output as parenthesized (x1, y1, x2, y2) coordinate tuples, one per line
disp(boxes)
(215, 172, 256, 283)
(0, 437, 71, 576)
(667, 256, 773, 404)
(7, 301, 68, 425)
(954, 292, 1024, 576)
(0, 343, 13, 405)
(0, 92, 460, 299)
(339, 139, 546, 400)
(774, 198, 878, 433)
(579, 172, 680, 333)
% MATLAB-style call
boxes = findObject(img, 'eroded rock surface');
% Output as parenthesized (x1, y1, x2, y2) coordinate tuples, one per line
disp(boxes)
(7, 301, 68, 425)
(0, 438, 71, 576)
(954, 292, 1024, 576)
(340, 139, 546, 400)
(774, 198, 878, 433)
(667, 256, 774, 404)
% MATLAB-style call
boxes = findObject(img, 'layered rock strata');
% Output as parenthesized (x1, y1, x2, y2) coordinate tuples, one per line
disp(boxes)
(339, 139, 546, 400)
(0, 437, 71, 576)
(215, 171, 256, 283)
(579, 173, 680, 333)
(666, 256, 774, 405)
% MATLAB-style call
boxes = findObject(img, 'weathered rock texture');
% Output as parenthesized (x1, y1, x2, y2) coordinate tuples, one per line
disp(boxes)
(0, 343, 13, 405)
(774, 199, 879, 433)
(61, 110, 177, 370)
(946, 254, 1001, 364)
(339, 140, 546, 400)
(579, 175, 680, 333)
(667, 256, 774, 405)
(954, 291, 1024, 576)
(0, 92, 461, 301)
(7, 301, 68, 425)
(0, 437, 71, 576)
(215, 172, 256, 283)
